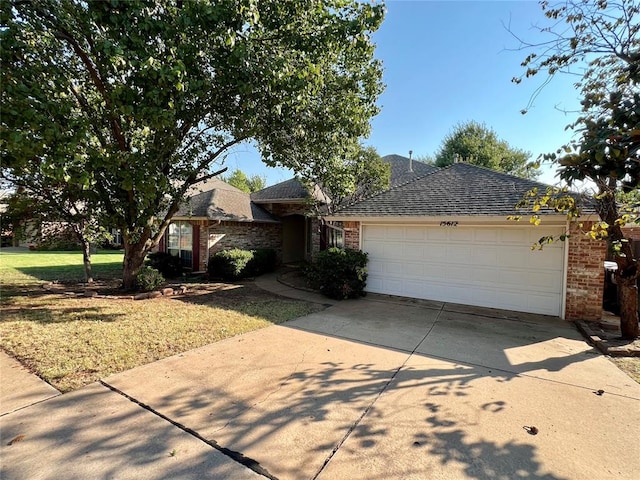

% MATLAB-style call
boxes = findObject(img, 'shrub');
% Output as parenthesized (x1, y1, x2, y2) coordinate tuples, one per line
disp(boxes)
(208, 249, 254, 280)
(247, 248, 278, 276)
(146, 251, 183, 278)
(307, 248, 368, 300)
(208, 248, 278, 280)
(136, 266, 164, 292)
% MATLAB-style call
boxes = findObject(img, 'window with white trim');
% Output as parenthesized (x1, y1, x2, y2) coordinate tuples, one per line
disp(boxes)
(167, 221, 193, 268)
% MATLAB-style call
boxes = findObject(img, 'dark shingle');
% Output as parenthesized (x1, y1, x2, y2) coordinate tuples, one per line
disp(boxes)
(175, 185, 278, 223)
(251, 178, 328, 203)
(333, 162, 585, 217)
(382, 154, 439, 187)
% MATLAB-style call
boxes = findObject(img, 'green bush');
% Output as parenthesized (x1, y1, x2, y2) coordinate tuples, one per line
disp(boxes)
(208, 248, 278, 280)
(146, 251, 183, 278)
(136, 266, 165, 292)
(247, 248, 278, 276)
(307, 248, 368, 300)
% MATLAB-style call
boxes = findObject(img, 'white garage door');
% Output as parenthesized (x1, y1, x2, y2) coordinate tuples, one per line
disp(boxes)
(363, 224, 566, 317)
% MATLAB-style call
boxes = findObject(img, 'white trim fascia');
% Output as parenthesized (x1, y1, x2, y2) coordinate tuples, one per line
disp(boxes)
(561, 219, 571, 320)
(329, 215, 569, 226)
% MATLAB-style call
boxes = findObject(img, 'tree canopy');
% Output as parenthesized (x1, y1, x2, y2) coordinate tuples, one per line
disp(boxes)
(434, 121, 537, 179)
(223, 169, 267, 194)
(0, 0, 384, 288)
(311, 145, 390, 212)
(512, 0, 639, 338)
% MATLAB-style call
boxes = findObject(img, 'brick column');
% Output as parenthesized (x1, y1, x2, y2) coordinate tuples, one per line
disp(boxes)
(565, 221, 607, 321)
(344, 221, 361, 250)
(199, 223, 208, 271)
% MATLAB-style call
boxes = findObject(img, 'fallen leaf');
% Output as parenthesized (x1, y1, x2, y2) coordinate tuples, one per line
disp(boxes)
(7, 435, 26, 446)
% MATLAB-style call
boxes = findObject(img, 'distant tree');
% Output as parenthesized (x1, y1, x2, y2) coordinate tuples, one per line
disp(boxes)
(224, 169, 267, 193)
(2, 179, 105, 283)
(1, 0, 384, 290)
(511, 0, 639, 338)
(413, 154, 435, 165)
(434, 121, 537, 179)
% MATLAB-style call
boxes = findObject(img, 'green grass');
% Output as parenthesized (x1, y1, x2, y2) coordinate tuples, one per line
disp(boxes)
(610, 357, 640, 384)
(0, 249, 124, 285)
(0, 250, 324, 392)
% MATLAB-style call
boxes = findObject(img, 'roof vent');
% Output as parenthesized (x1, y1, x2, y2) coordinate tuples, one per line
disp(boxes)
(408, 150, 413, 172)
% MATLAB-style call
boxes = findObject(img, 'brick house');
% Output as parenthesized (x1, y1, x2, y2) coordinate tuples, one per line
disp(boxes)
(158, 176, 330, 271)
(327, 162, 607, 321)
(160, 154, 434, 271)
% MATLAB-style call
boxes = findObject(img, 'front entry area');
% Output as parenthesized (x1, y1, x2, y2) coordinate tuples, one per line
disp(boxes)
(281, 215, 307, 264)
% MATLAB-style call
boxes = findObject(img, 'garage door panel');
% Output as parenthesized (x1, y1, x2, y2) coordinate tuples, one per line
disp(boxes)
(362, 225, 565, 317)
(474, 229, 500, 243)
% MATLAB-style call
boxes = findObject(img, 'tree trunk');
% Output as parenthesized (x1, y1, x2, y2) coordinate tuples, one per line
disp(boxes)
(81, 239, 94, 284)
(73, 224, 93, 283)
(122, 242, 147, 291)
(617, 274, 639, 339)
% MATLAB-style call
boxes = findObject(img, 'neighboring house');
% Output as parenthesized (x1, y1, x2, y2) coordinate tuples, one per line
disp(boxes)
(327, 161, 607, 322)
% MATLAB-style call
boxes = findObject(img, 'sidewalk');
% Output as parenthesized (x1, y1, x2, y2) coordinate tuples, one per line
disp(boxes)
(254, 271, 338, 306)
(0, 351, 60, 415)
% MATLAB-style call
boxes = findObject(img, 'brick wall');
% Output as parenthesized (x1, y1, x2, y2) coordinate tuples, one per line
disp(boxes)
(343, 221, 361, 250)
(565, 221, 607, 321)
(198, 224, 208, 271)
(205, 221, 282, 268)
(261, 202, 308, 217)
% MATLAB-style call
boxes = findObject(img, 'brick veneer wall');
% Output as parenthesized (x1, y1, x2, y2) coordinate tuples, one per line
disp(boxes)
(343, 221, 361, 249)
(200, 221, 283, 271)
(565, 221, 607, 321)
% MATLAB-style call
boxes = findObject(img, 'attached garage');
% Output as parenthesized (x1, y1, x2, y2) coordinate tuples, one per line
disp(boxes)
(327, 162, 606, 321)
(362, 223, 566, 317)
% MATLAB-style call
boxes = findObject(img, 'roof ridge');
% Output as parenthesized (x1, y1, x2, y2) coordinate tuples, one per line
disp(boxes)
(451, 161, 561, 190)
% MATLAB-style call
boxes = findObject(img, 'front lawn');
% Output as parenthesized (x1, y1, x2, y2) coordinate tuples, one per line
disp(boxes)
(0, 250, 323, 392)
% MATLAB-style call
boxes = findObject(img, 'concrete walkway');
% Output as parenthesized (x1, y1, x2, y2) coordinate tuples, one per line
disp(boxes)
(2, 278, 640, 479)
(0, 351, 60, 415)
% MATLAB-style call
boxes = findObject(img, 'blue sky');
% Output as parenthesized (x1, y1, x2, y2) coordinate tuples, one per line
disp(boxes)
(223, 0, 583, 186)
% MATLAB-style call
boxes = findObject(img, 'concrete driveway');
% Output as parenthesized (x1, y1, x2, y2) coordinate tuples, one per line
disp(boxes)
(2, 296, 640, 479)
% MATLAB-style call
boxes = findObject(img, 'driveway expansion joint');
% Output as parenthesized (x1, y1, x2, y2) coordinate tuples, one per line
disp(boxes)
(311, 304, 444, 480)
(99, 380, 279, 480)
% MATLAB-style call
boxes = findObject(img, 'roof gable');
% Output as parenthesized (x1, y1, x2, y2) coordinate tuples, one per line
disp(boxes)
(175, 186, 278, 223)
(251, 178, 329, 203)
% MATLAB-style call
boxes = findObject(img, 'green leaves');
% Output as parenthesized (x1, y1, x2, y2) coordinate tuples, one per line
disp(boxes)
(433, 121, 537, 179)
(2, 0, 384, 287)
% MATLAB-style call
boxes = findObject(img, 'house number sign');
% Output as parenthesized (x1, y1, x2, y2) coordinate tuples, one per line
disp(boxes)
(440, 221, 459, 227)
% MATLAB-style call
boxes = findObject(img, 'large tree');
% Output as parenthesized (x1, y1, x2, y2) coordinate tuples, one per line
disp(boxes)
(434, 121, 537, 179)
(1, 0, 384, 289)
(512, 0, 639, 338)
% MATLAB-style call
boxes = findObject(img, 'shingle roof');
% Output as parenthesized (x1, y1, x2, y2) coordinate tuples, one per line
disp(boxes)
(175, 184, 278, 223)
(382, 154, 439, 187)
(251, 178, 329, 203)
(332, 162, 581, 217)
(186, 177, 242, 196)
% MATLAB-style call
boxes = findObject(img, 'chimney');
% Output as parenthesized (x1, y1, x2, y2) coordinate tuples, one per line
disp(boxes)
(408, 150, 413, 172)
